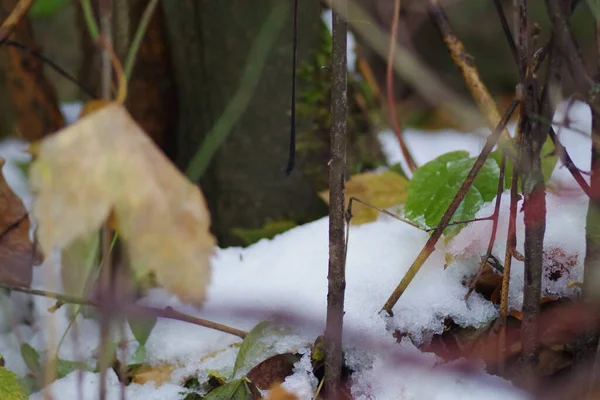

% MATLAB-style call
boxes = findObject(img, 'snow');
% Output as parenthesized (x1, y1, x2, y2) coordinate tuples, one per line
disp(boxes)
(0, 101, 591, 399)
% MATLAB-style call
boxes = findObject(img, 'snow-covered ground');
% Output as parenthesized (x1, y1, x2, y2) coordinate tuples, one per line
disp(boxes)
(0, 100, 591, 399)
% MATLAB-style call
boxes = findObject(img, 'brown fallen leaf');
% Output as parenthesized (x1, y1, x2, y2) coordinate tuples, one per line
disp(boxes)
(30, 103, 215, 305)
(247, 353, 300, 390)
(0, 158, 41, 287)
(319, 171, 408, 225)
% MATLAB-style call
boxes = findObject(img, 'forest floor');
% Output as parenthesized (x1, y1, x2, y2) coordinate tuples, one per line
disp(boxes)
(0, 100, 591, 399)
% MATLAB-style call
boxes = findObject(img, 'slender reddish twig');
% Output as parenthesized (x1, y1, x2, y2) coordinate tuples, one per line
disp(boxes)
(386, 0, 416, 172)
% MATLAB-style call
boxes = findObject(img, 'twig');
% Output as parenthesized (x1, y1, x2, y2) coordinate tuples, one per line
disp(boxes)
(518, 0, 547, 376)
(0, 0, 32, 41)
(465, 155, 506, 300)
(0, 39, 96, 98)
(381, 99, 519, 315)
(348, 197, 423, 230)
(324, 4, 348, 394)
(286, 0, 299, 175)
(0, 284, 248, 339)
(323, 0, 485, 131)
(498, 119, 523, 375)
(492, 0, 522, 82)
(424, 216, 493, 232)
(546, 0, 595, 98)
(428, 0, 512, 145)
(386, 0, 416, 173)
(98, 2, 113, 398)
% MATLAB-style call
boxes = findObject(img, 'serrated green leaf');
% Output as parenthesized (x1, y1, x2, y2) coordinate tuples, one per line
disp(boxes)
(203, 379, 253, 400)
(231, 321, 292, 379)
(20, 344, 40, 375)
(29, 0, 68, 17)
(405, 151, 500, 235)
(0, 367, 27, 400)
(129, 315, 157, 348)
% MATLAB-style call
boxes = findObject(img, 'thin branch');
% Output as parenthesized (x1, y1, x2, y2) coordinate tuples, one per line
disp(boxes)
(323, 0, 486, 131)
(492, 0, 522, 82)
(386, 0, 416, 172)
(498, 134, 521, 375)
(348, 197, 423, 230)
(0, 284, 247, 339)
(546, 0, 595, 97)
(0, 0, 32, 41)
(424, 216, 493, 232)
(381, 99, 519, 315)
(465, 155, 506, 300)
(324, 4, 348, 394)
(286, 0, 299, 174)
(0, 39, 96, 98)
(428, 0, 514, 152)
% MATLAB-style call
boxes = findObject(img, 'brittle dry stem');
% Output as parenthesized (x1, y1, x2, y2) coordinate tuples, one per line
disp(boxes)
(465, 154, 506, 300)
(0, 283, 247, 339)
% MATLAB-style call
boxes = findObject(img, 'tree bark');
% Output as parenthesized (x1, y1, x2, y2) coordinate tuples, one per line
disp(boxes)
(162, 0, 383, 246)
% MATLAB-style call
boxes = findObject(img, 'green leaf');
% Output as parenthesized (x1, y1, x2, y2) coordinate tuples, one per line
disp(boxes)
(133, 345, 147, 364)
(0, 367, 27, 400)
(231, 220, 297, 246)
(129, 315, 157, 348)
(29, 0, 68, 17)
(20, 344, 40, 375)
(203, 379, 253, 400)
(405, 151, 500, 235)
(16, 377, 38, 395)
(231, 321, 291, 379)
(55, 359, 92, 380)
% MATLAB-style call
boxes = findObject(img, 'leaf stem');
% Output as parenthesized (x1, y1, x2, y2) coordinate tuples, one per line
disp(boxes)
(1, 283, 247, 339)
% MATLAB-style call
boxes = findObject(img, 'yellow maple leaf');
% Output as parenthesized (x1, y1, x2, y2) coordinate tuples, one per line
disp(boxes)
(30, 103, 215, 305)
(319, 171, 408, 225)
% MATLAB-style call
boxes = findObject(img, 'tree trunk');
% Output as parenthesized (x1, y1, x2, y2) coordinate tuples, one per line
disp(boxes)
(162, 0, 384, 246)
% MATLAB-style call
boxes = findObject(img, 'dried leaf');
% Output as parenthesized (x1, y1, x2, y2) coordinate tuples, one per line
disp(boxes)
(247, 353, 300, 390)
(0, 159, 41, 287)
(30, 103, 215, 304)
(319, 171, 408, 225)
(131, 363, 174, 386)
